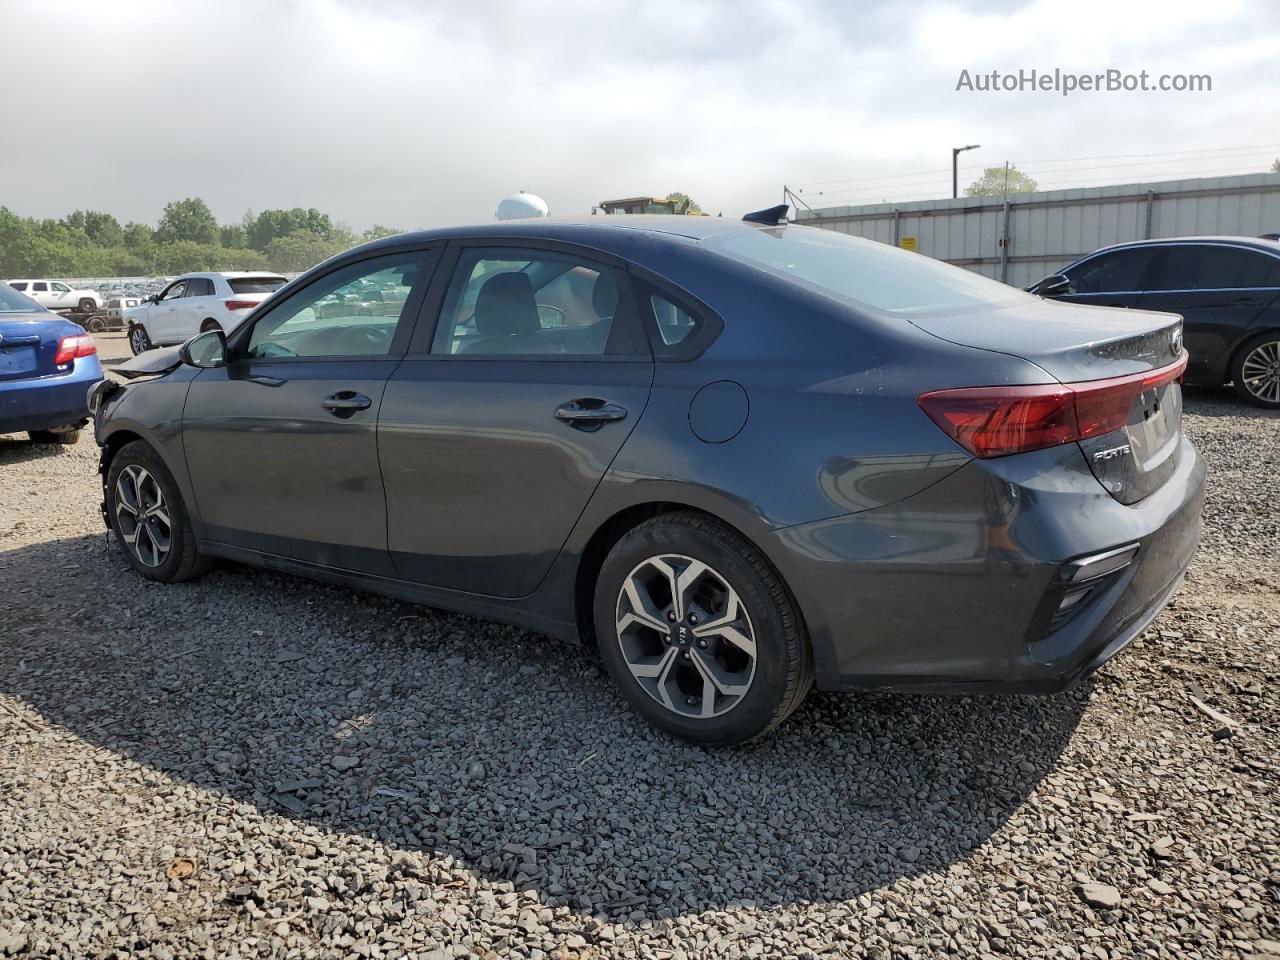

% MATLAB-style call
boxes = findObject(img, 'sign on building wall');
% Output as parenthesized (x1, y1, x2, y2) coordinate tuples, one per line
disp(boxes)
(898, 236, 918, 251)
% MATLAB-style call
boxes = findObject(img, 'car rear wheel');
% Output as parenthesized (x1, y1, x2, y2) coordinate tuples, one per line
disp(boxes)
(106, 440, 211, 582)
(593, 511, 813, 745)
(200, 319, 223, 334)
(78, 298, 96, 314)
(86, 316, 107, 333)
(128, 324, 152, 356)
(1233, 333, 1280, 408)
(28, 427, 80, 445)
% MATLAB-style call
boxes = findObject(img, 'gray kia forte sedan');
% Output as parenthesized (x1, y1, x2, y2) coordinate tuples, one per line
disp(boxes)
(91, 207, 1205, 744)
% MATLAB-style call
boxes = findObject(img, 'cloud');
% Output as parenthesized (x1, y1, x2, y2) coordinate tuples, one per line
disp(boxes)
(0, 0, 1275, 229)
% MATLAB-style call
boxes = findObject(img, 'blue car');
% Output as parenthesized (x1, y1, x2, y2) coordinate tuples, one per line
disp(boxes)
(0, 282, 103, 444)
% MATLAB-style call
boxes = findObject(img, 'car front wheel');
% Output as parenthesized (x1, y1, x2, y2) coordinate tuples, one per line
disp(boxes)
(128, 324, 152, 356)
(1233, 333, 1280, 408)
(106, 440, 211, 582)
(593, 511, 813, 745)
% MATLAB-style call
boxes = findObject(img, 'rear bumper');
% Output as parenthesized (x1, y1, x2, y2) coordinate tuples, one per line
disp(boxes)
(0, 362, 102, 434)
(771, 435, 1205, 693)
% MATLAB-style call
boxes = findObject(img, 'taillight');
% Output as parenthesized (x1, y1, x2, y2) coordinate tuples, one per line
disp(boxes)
(54, 334, 97, 365)
(225, 299, 258, 311)
(918, 353, 1187, 458)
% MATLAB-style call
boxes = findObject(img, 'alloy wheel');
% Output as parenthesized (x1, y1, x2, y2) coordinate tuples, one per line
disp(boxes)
(114, 464, 172, 567)
(1240, 340, 1280, 404)
(130, 327, 148, 354)
(615, 554, 757, 719)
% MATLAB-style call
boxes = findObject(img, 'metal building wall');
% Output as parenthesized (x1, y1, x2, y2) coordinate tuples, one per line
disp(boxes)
(795, 173, 1280, 288)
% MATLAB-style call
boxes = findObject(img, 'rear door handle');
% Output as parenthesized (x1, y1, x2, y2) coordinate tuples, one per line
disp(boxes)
(555, 399, 628, 429)
(322, 392, 372, 414)
(1233, 296, 1264, 307)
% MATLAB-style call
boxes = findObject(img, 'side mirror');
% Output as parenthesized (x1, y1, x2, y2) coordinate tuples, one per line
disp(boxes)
(1035, 274, 1071, 297)
(179, 329, 226, 369)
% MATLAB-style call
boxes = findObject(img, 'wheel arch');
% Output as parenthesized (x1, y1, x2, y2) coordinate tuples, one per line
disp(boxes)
(570, 499, 813, 662)
(98, 419, 204, 538)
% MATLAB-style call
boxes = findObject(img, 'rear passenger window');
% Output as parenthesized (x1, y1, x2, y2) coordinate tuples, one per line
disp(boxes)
(9, 282, 27, 291)
(431, 250, 623, 357)
(650, 294, 700, 348)
(1236, 252, 1280, 288)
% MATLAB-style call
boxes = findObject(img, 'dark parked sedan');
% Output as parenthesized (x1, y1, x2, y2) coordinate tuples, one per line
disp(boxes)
(1030, 236, 1280, 407)
(92, 210, 1204, 744)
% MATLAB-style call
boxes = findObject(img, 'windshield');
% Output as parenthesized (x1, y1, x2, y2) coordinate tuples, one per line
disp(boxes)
(0, 283, 43, 313)
(229, 276, 288, 294)
(708, 227, 1029, 315)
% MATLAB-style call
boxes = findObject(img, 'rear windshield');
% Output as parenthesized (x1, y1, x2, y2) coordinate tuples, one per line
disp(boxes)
(707, 227, 1029, 315)
(0, 283, 42, 313)
(229, 277, 287, 294)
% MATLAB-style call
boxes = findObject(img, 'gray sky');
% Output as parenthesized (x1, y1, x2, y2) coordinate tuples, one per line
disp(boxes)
(1, 0, 1276, 230)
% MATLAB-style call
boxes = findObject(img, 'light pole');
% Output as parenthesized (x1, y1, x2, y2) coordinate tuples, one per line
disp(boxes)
(952, 144, 980, 199)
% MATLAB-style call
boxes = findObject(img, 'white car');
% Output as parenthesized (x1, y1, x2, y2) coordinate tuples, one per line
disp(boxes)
(125, 272, 288, 355)
(6, 279, 103, 313)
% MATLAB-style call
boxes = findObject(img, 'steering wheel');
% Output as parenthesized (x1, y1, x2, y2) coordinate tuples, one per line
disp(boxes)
(333, 325, 392, 355)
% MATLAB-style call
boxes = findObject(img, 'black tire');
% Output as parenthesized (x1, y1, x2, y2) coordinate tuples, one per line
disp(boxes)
(1231, 331, 1280, 408)
(105, 440, 211, 582)
(128, 324, 152, 356)
(87, 316, 107, 333)
(28, 428, 80, 445)
(78, 298, 96, 314)
(200, 319, 223, 334)
(593, 511, 813, 745)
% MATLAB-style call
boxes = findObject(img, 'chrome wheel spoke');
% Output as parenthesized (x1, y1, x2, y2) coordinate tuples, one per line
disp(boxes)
(691, 588, 756, 658)
(691, 648, 750, 699)
(672, 559, 708, 621)
(617, 577, 671, 634)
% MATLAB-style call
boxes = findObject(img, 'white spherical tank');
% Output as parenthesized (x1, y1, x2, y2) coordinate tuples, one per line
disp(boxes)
(496, 192, 550, 221)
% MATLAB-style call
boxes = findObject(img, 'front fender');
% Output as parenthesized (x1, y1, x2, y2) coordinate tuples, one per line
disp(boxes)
(95, 370, 202, 539)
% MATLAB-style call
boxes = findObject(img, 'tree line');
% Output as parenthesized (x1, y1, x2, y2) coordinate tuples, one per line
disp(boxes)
(0, 197, 401, 278)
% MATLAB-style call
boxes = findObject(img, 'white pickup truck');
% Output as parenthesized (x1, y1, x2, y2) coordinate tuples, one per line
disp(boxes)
(6, 279, 103, 313)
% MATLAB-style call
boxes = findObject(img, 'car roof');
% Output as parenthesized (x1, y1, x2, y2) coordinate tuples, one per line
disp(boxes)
(1099, 235, 1280, 254)
(359, 214, 776, 256)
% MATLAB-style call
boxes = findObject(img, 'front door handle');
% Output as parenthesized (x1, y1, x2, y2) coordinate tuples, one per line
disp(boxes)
(322, 392, 372, 414)
(1233, 296, 1263, 307)
(555, 398, 628, 430)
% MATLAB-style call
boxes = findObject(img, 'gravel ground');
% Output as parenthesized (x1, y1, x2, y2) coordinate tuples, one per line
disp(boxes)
(1, 332, 1276, 959)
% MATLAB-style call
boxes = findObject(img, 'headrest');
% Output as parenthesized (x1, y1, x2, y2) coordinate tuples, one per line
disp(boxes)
(473, 271, 539, 337)
(591, 272, 618, 319)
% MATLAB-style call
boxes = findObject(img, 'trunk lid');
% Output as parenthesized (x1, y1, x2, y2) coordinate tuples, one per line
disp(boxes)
(909, 298, 1186, 505)
(0, 314, 80, 383)
(907, 297, 1183, 381)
